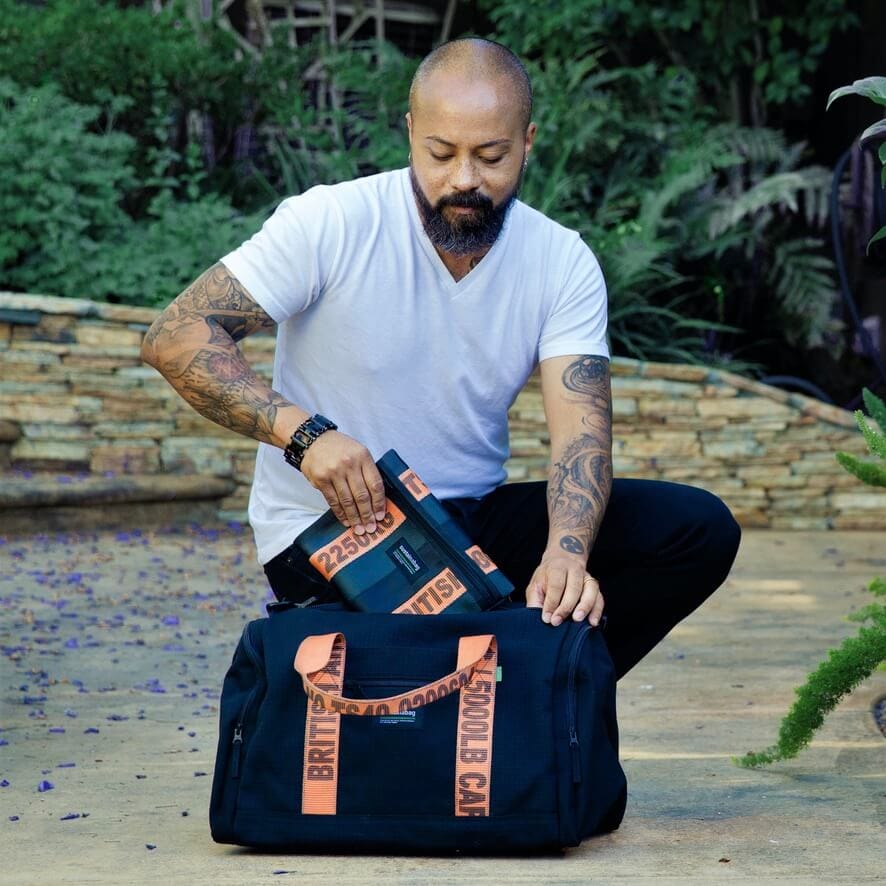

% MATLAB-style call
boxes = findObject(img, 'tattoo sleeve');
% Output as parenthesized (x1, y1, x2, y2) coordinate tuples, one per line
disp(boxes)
(142, 263, 292, 446)
(547, 356, 613, 559)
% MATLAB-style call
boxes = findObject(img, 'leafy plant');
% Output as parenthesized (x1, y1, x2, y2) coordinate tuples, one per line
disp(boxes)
(736, 388, 886, 768)
(481, 0, 857, 126)
(0, 78, 136, 296)
(827, 76, 886, 253)
(0, 78, 262, 304)
(249, 41, 415, 200)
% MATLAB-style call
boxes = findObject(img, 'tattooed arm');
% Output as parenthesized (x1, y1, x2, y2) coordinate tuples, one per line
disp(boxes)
(141, 263, 302, 448)
(141, 264, 387, 534)
(526, 354, 612, 627)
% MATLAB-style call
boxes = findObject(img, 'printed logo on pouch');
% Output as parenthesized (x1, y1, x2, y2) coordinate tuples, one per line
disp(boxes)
(387, 539, 426, 577)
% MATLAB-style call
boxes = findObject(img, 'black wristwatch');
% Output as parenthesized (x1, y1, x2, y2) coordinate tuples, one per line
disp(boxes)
(283, 414, 338, 471)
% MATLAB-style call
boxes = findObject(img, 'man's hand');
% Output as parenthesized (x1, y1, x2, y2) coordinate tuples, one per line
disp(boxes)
(526, 549, 604, 627)
(300, 431, 387, 535)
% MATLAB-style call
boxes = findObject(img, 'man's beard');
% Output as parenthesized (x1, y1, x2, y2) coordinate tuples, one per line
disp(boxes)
(409, 165, 522, 256)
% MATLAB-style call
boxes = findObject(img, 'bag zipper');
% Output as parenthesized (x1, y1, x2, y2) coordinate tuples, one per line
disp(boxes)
(231, 622, 265, 780)
(387, 479, 498, 609)
(567, 625, 593, 785)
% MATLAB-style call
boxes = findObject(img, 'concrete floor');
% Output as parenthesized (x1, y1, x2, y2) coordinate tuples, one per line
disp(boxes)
(0, 525, 883, 884)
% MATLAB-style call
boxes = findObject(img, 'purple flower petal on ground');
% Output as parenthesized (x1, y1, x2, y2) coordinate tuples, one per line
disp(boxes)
(48, 727, 65, 734)
(64, 709, 77, 718)
(0, 739, 8, 747)
(60, 812, 80, 820)
(64, 638, 79, 649)
(107, 714, 128, 721)
(161, 615, 179, 626)
(84, 727, 99, 734)
(57, 762, 75, 768)
(145, 844, 156, 850)
(9, 816, 19, 821)
(37, 780, 54, 792)
(1, 779, 9, 787)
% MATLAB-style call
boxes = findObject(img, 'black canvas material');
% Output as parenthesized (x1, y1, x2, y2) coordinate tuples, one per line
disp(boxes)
(293, 450, 514, 613)
(210, 602, 627, 853)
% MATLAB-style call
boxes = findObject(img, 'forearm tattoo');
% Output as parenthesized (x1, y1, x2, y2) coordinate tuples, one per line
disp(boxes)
(548, 356, 613, 558)
(143, 263, 287, 445)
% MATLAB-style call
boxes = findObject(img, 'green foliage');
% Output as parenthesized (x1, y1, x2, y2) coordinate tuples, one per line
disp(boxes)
(250, 42, 415, 200)
(835, 389, 886, 486)
(0, 0, 857, 373)
(735, 619, 886, 768)
(828, 77, 886, 253)
(738, 389, 886, 768)
(0, 78, 262, 304)
(95, 192, 264, 308)
(826, 77, 886, 110)
(863, 388, 886, 433)
(482, 0, 857, 123)
(835, 453, 886, 487)
(0, 78, 135, 295)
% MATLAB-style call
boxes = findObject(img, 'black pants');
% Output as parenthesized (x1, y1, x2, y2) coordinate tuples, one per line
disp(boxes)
(263, 479, 742, 679)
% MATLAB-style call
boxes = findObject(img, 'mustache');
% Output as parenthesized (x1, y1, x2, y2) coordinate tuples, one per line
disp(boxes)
(436, 191, 494, 212)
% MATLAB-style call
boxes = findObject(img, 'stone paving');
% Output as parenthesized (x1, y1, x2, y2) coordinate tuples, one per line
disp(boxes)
(0, 524, 883, 884)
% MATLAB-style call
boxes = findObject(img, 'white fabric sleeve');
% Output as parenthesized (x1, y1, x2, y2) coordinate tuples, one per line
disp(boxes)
(218, 186, 344, 324)
(538, 234, 610, 362)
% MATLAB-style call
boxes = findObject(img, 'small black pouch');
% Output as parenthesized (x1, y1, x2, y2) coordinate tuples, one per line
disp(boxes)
(293, 449, 514, 613)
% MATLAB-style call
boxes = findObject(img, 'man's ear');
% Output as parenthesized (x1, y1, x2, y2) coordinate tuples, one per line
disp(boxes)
(524, 121, 537, 158)
(405, 111, 413, 143)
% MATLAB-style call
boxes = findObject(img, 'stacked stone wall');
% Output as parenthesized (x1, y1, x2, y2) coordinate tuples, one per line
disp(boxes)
(0, 293, 881, 529)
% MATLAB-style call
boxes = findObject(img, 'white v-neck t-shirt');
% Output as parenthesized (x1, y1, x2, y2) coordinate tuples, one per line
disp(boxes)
(220, 168, 609, 564)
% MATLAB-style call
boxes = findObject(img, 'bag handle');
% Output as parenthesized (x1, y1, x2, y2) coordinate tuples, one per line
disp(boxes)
(294, 632, 495, 716)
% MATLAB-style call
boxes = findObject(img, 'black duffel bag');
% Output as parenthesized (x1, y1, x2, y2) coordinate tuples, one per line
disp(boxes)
(210, 602, 627, 853)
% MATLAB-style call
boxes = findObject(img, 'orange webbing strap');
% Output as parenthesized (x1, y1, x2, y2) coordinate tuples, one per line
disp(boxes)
(308, 502, 407, 581)
(300, 633, 345, 814)
(455, 636, 497, 816)
(295, 633, 498, 816)
(392, 568, 470, 615)
(295, 633, 494, 717)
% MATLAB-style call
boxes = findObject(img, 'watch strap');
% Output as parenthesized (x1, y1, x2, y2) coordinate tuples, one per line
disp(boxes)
(284, 414, 338, 471)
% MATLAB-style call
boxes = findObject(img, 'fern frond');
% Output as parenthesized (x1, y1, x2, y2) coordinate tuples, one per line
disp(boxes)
(708, 171, 808, 240)
(639, 135, 742, 234)
(728, 126, 788, 166)
(767, 238, 838, 346)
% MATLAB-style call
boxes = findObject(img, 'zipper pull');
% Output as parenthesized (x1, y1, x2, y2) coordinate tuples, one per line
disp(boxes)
(569, 729, 582, 784)
(231, 725, 243, 779)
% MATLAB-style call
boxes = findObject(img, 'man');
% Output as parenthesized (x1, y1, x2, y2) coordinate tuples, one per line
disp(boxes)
(142, 38, 740, 679)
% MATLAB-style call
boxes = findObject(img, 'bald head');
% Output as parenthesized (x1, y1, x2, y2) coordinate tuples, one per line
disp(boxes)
(409, 38, 533, 130)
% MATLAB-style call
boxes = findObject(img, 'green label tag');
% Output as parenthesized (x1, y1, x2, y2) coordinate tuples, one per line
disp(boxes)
(496, 666, 502, 682)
